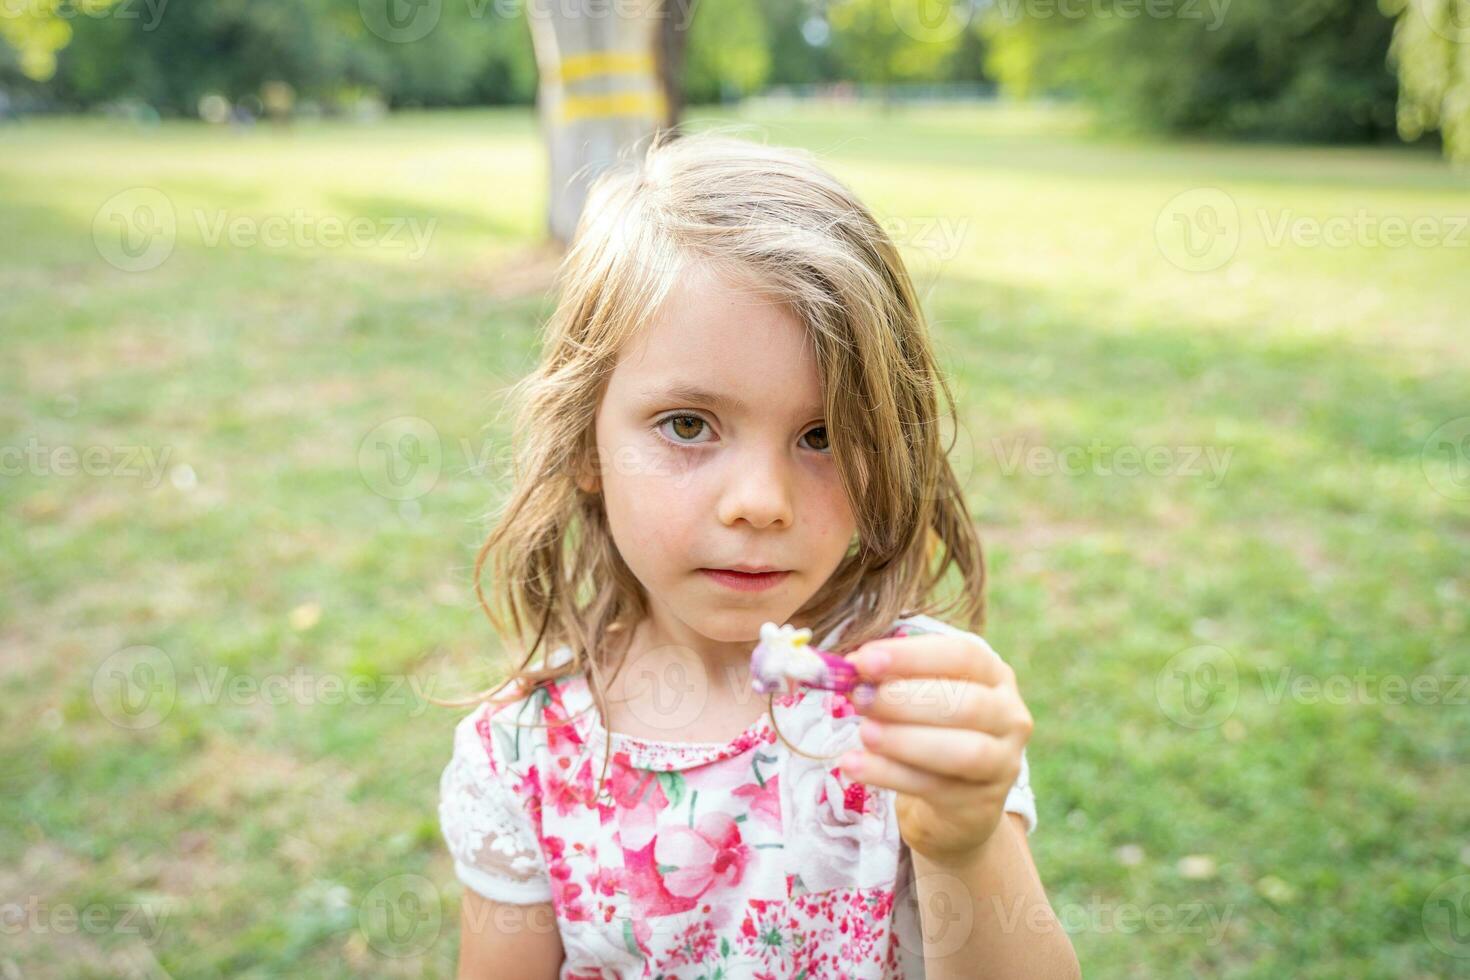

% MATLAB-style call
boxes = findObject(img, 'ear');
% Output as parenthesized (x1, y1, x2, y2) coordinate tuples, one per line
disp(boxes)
(574, 446, 602, 495)
(575, 465, 601, 495)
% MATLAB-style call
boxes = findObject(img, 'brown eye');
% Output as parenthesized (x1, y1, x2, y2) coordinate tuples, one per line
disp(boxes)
(661, 415, 709, 443)
(802, 426, 831, 453)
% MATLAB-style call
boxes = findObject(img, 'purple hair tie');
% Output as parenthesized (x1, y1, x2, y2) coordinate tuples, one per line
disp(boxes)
(750, 621, 860, 695)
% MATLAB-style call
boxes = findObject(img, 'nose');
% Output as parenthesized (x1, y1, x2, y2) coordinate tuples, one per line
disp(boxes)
(716, 444, 795, 530)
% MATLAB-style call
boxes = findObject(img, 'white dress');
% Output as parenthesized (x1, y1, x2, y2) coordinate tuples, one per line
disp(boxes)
(439, 613, 1037, 979)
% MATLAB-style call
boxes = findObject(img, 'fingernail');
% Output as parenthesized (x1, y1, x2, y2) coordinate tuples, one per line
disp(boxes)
(841, 751, 864, 774)
(859, 718, 882, 746)
(853, 683, 876, 709)
(861, 647, 890, 674)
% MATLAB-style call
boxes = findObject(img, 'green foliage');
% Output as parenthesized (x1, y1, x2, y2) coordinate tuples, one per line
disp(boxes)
(1, 0, 778, 115)
(828, 0, 964, 85)
(684, 0, 772, 103)
(0, 0, 121, 81)
(5, 0, 538, 114)
(982, 0, 1400, 142)
(1385, 0, 1470, 161)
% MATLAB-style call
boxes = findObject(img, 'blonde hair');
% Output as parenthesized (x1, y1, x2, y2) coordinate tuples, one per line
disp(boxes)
(463, 126, 985, 771)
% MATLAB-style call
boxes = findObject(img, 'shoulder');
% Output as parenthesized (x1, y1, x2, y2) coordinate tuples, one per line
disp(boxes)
(451, 651, 588, 781)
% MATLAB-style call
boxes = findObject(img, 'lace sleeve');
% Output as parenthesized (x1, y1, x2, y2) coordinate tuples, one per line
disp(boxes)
(438, 705, 553, 904)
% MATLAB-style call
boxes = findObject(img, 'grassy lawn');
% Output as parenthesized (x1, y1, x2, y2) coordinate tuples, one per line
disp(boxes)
(2, 102, 1467, 978)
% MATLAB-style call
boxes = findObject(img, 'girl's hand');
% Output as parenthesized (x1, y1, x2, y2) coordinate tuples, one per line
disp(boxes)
(841, 632, 1034, 867)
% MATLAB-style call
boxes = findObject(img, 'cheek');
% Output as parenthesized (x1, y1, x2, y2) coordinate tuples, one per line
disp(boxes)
(803, 473, 857, 554)
(597, 435, 699, 564)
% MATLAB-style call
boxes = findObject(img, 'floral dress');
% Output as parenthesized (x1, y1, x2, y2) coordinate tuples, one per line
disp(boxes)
(438, 613, 1037, 979)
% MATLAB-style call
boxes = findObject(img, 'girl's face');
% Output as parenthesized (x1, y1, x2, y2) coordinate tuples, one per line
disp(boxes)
(587, 262, 858, 648)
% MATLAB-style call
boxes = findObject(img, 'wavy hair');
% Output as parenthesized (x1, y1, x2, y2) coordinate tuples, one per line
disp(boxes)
(457, 126, 986, 772)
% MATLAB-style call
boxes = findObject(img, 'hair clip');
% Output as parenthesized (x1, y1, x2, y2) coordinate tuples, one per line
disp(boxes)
(750, 621, 860, 696)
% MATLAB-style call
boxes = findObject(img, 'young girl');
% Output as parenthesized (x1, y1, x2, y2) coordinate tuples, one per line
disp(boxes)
(438, 130, 1078, 979)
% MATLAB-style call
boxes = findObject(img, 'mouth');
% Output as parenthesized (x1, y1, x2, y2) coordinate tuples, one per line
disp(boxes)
(698, 567, 791, 592)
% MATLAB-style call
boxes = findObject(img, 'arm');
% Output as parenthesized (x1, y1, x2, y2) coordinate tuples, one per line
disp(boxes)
(843, 629, 1079, 980)
(913, 812, 1078, 980)
(456, 889, 564, 980)
(440, 705, 564, 979)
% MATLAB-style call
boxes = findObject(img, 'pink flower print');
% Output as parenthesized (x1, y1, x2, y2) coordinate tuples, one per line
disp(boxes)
(843, 777, 871, 816)
(654, 811, 751, 900)
(608, 751, 667, 850)
(738, 898, 790, 971)
(733, 774, 781, 829)
(544, 754, 596, 817)
(545, 719, 582, 757)
(541, 835, 588, 922)
(622, 837, 698, 918)
(665, 918, 719, 968)
(540, 685, 584, 755)
(831, 692, 857, 719)
(510, 764, 543, 825)
(586, 864, 619, 899)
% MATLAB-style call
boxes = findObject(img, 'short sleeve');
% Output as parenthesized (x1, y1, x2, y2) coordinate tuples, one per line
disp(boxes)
(438, 704, 554, 904)
(1005, 747, 1038, 835)
(892, 613, 1039, 834)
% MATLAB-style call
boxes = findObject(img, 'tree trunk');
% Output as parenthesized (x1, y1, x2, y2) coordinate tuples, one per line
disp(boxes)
(527, 0, 693, 247)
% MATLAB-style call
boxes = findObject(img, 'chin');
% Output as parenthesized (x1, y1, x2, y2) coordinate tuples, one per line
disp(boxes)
(682, 605, 793, 644)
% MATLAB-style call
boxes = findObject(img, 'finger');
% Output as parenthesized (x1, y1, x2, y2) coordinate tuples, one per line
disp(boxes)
(856, 678, 1018, 733)
(858, 719, 1018, 784)
(852, 632, 1013, 688)
(839, 747, 971, 799)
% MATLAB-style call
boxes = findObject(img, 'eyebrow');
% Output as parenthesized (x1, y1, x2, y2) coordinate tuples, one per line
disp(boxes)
(641, 383, 822, 418)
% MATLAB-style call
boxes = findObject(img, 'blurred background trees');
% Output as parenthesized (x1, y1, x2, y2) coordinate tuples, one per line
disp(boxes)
(1, 0, 1467, 161)
(981, 0, 1401, 143)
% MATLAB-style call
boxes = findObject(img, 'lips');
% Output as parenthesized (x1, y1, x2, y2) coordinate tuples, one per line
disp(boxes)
(698, 568, 791, 592)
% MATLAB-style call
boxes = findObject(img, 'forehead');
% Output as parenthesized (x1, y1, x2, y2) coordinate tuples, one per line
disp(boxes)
(608, 262, 823, 416)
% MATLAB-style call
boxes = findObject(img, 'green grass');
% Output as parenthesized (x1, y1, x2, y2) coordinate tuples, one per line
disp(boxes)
(2, 101, 1467, 978)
